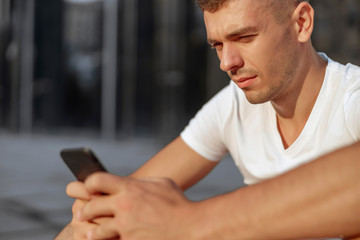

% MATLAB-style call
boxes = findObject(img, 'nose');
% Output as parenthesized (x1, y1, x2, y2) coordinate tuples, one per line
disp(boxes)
(219, 44, 244, 73)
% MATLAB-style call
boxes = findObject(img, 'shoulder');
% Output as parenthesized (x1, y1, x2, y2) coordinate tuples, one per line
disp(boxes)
(318, 54, 360, 139)
(322, 56, 360, 103)
(325, 56, 360, 90)
(343, 63, 360, 91)
(200, 81, 247, 115)
(208, 81, 244, 103)
(327, 59, 360, 139)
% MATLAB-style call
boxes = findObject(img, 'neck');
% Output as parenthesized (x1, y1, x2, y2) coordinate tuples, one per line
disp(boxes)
(272, 48, 328, 148)
(272, 49, 327, 121)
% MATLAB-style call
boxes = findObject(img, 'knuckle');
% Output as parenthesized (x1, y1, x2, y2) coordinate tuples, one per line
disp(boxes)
(114, 194, 136, 212)
(158, 177, 178, 189)
(90, 172, 102, 184)
(87, 172, 106, 189)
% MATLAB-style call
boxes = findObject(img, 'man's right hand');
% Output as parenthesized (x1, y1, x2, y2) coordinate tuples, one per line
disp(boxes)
(70, 199, 99, 239)
(55, 181, 94, 240)
(66, 181, 117, 240)
(55, 198, 113, 240)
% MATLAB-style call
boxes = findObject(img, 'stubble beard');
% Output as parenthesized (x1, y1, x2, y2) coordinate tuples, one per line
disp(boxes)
(241, 44, 299, 105)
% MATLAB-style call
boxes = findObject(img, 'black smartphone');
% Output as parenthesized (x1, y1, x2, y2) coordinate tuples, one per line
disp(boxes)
(60, 147, 107, 182)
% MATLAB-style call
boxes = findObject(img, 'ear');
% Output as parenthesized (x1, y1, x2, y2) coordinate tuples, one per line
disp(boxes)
(293, 2, 314, 43)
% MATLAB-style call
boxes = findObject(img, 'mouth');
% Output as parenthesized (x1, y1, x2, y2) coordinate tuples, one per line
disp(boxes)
(233, 75, 257, 89)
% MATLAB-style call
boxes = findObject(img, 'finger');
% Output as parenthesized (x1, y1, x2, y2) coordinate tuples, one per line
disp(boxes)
(91, 216, 112, 225)
(66, 181, 91, 200)
(78, 195, 114, 222)
(72, 201, 115, 237)
(84, 172, 125, 195)
(72, 199, 87, 216)
(87, 220, 119, 240)
(71, 210, 99, 239)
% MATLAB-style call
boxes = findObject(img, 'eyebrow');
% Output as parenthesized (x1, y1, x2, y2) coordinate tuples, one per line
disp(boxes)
(207, 26, 258, 45)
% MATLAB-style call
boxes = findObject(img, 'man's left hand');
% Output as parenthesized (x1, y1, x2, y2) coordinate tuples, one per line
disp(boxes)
(78, 172, 201, 240)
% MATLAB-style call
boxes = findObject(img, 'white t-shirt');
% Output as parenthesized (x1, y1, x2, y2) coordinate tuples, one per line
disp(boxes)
(181, 55, 360, 185)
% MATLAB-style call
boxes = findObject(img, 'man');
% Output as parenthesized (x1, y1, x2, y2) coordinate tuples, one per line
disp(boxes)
(56, 0, 360, 239)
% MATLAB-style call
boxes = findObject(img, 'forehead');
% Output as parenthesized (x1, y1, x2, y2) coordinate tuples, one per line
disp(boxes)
(204, 0, 269, 37)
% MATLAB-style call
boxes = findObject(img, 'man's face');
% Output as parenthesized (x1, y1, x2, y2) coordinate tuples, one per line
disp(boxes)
(204, 0, 301, 104)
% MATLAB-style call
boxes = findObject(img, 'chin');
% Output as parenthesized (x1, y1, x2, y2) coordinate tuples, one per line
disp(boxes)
(243, 90, 271, 105)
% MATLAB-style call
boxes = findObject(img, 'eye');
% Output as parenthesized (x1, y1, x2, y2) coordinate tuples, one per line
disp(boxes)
(236, 34, 257, 43)
(211, 42, 223, 50)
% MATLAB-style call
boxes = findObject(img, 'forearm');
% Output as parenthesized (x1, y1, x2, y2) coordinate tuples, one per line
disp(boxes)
(196, 142, 360, 239)
(130, 136, 217, 190)
(54, 223, 73, 240)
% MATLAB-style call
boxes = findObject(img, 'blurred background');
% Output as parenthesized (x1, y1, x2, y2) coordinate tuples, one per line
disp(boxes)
(0, 0, 359, 239)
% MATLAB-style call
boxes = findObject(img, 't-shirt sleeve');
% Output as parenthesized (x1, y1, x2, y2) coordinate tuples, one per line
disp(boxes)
(180, 85, 231, 161)
(344, 65, 360, 140)
(345, 93, 360, 140)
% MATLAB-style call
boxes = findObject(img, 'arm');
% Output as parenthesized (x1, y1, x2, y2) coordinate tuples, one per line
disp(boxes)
(54, 223, 73, 240)
(80, 141, 360, 240)
(196, 141, 360, 239)
(130, 136, 219, 190)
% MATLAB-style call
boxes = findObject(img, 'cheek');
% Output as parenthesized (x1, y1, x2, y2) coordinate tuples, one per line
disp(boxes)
(244, 43, 273, 76)
(258, 37, 290, 75)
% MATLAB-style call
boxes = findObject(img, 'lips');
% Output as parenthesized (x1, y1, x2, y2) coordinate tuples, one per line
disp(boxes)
(233, 75, 257, 89)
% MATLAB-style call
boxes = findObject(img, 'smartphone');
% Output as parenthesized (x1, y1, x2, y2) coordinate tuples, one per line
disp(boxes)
(60, 147, 107, 182)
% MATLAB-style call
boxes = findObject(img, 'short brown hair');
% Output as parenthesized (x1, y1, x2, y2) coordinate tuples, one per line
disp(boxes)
(196, 0, 310, 23)
(268, 0, 310, 24)
(196, 0, 232, 13)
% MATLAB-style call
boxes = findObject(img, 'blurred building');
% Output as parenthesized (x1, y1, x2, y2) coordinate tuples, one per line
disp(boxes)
(0, 0, 359, 141)
(312, 0, 360, 65)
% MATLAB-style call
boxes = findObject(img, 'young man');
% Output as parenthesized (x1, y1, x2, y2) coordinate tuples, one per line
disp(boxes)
(57, 0, 360, 239)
